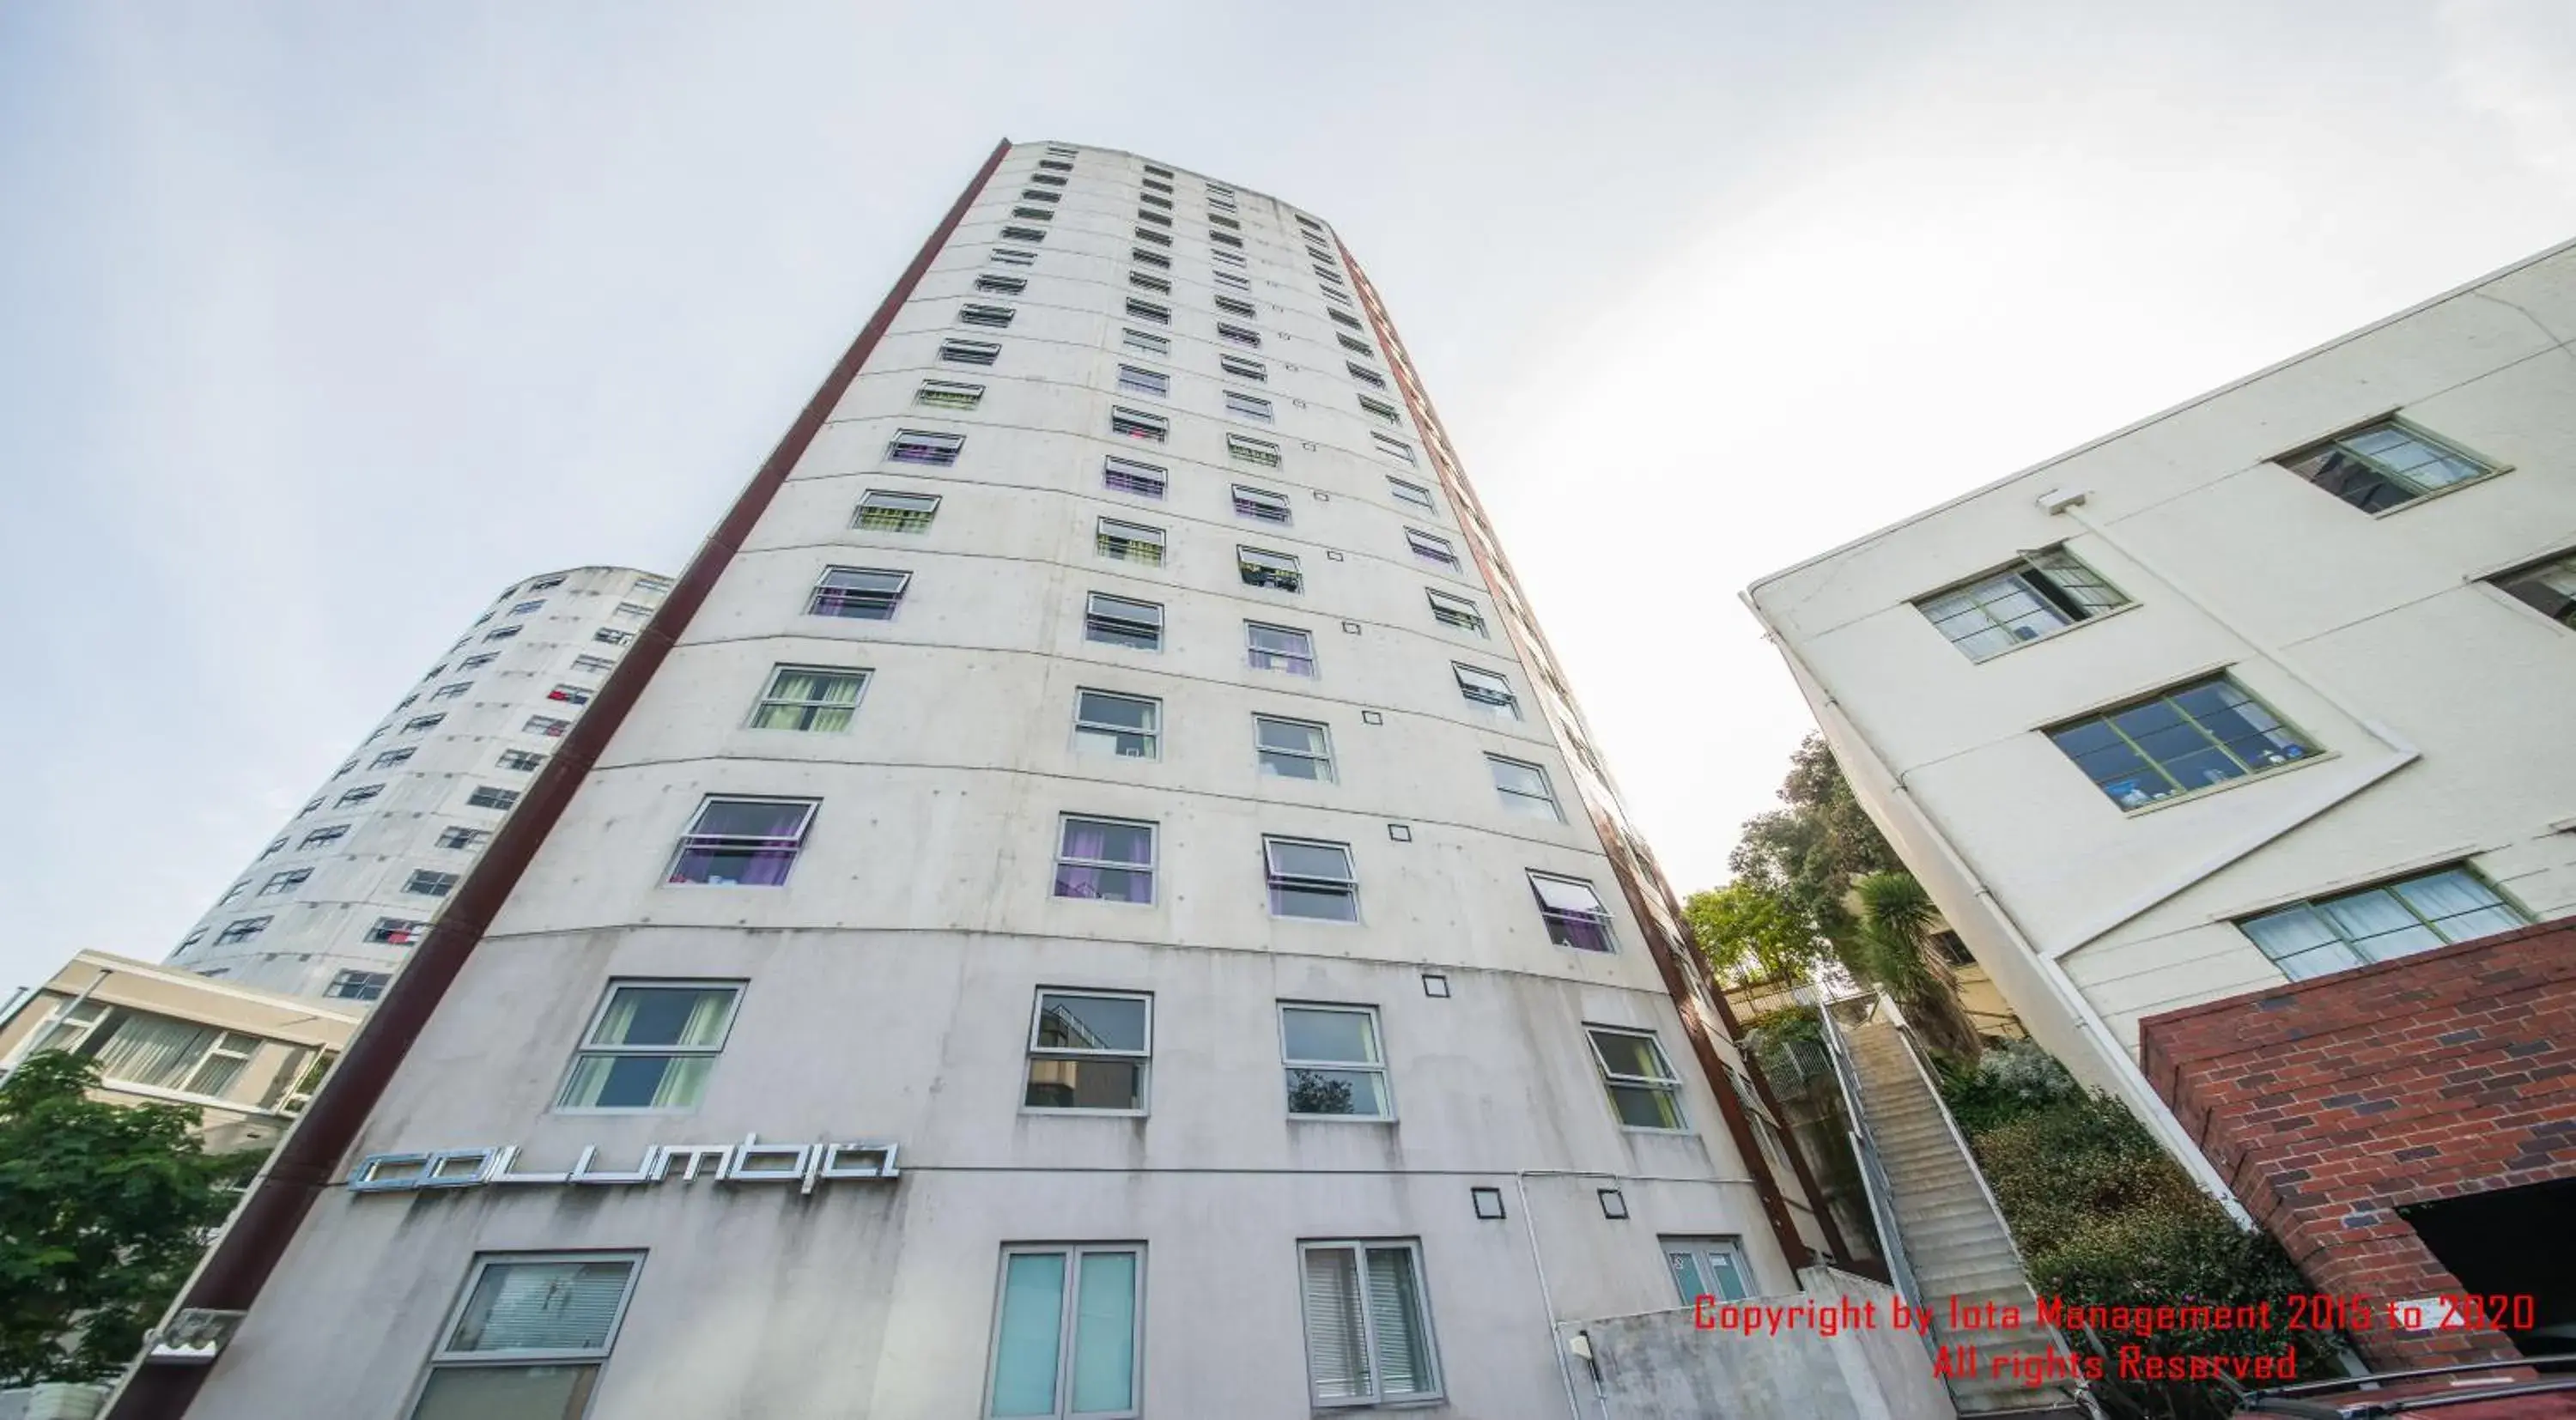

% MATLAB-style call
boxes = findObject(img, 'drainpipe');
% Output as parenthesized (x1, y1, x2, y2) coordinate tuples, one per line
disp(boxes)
(1516, 1169, 1607, 1420)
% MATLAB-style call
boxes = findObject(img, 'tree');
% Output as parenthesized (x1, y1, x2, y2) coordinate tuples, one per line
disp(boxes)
(1685, 881, 1829, 982)
(0, 1052, 260, 1385)
(1849, 871, 1982, 1060)
(1727, 733, 1904, 956)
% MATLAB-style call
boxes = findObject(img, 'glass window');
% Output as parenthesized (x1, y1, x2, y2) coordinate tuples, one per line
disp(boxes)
(1374, 433, 1416, 464)
(1238, 546, 1302, 592)
(958, 304, 1016, 329)
(1246, 622, 1315, 676)
(545, 684, 590, 706)
(466, 786, 520, 810)
(42, 1005, 262, 1097)
(1131, 225, 1170, 246)
(1487, 756, 1561, 821)
(1454, 664, 1519, 720)
(510, 599, 544, 615)
(570, 654, 614, 674)
(1219, 355, 1267, 382)
(1123, 298, 1170, 325)
(1054, 817, 1155, 903)
(498, 750, 546, 772)
(525, 715, 571, 737)
(1255, 717, 1334, 781)
(259, 869, 310, 895)
(1109, 407, 1169, 442)
(1339, 333, 1376, 358)
(2239, 865, 2528, 981)
(667, 798, 817, 886)
(1227, 434, 1282, 468)
(406, 870, 461, 896)
(594, 628, 632, 646)
(556, 981, 743, 1110)
(1425, 591, 1484, 635)
(1095, 519, 1164, 565)
(1531, 873, 1614, 952)
(986, 1246, 1144, 1419)
(326, 969, 392, 1003)
(1281, 1004, 1389, 1119)
(338, 784, 385, 806)
(1116, 364, 1168, 397)
(888, 429, 965, 464)
(408, 1254, 641, 1420)
(1917, 548, 2129, 660)
(941, 338, 1003, 367)
(1101, 457, 1166, 498)
(1357, 395, 1400, 426)
(751, 666, 867, 731)
(437, 827, 488, 850)
(2492, 549, 2576, 628)
(1084, 594, 1164, 651)
(368, 917, 428, 944)
(1215, 322, 1260, 348)
(1074, 690, 1159, 759)
(483, 626, 521, 642)
(1299, 1241, 1442, 1405)
(1662, 1237, 1753, 1306)
(1225, 391, 1273, 422)
(991, 247, 1038, 266)
(1127, 270, 1170, 294)
(301, 825, 349, 848)
(1119, 327, 1169, 355)
(856, 490, 940, 532)
(404, 714, 445, 732)
(1406, 529, 1459, 568)
(2281, 420, 2494, 513)
(809, 567, 910, 620)
(2046, 676, 2316, 809)
(1022, 991, 1151, 1112)
(915, 379, 986, 410)
(1386, 475, 1431, 509)
(1265, 837, 1358, 921)
(1129, 246, 1170, 269)
(1232, 485, 1291, 524)
(1587, 1027, 1685, 1130)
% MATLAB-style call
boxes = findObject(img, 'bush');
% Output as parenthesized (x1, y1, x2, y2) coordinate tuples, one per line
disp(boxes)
(1935, 1037, 2079, 1133)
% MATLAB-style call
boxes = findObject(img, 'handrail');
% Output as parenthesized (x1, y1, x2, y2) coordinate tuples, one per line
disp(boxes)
(1808, 989, 1931, 1358)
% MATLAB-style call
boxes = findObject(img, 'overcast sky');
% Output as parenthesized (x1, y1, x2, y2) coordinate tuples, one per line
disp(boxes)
(3, 1, 2573, 998)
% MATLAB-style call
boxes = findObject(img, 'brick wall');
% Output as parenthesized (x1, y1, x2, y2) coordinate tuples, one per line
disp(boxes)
(2139, 919, 2576, 1368)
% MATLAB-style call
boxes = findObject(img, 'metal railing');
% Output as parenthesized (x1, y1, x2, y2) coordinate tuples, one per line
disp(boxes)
(1808, 988, 1932, 1357)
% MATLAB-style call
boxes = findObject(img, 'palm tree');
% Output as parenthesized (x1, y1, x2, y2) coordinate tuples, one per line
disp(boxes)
(1848, 871, 1984, 1060)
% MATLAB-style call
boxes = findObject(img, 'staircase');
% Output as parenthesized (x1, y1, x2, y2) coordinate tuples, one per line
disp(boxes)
(1835, 1005, 2087, 1419)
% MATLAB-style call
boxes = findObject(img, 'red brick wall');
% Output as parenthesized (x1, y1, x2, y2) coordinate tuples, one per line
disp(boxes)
(2139, 919, 2576, 1368)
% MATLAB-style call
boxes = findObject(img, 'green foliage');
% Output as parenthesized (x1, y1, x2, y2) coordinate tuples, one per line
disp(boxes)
(1935, 1037, 2081, 1134)
(1727, 732, 1903, 958)
(0, 1053, 260, 1385)
(1739, 1005, 1828, 1090)
(1685, 881, 1828, 982)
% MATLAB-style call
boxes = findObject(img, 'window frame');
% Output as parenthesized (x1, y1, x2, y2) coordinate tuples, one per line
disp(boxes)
(1095, 517, 1166, 566)
(941, 338, 1004, 367)
(1051, 815, 1158, 906)
(1115, 364, 1170, 397)
(1279, 1003, 1393, 1121)
(1231, 484, 1291, 524)
(2044, 674, 2319, 810)
(982, 1243, 1147, 1420)
(855, 490, 942, 533)
(1226, 434, 1282, 468)
(410, 1251, 644, 1415)
(1662, 1235, 1754, 1307)
(1084, 592, 1165, 652)
(2237, 865, 2530, 982)
(405, 869, 461, 897)
(1254, 714, 1334, 782)
(2275, 417, 2502, 513)
(2489, 548, 2576, 629)
(809, 566, 912, 621)
(1020, 990, 1154, 1117)
(750, 664, 871, 732)
(1101, 456, 1167, 499)
(1914, 546, 2130, 662)
(1425, 590, 1485, 636)
(1246, 621, 1316, 677)
(552, 979, 746, 1114)
(1073, 689, 1161, 761)
(915, 379, 987, 410)
(1297, 1239, 1444, 1407)
(1263, 835, 1360, 923)
(1406, 528, 1460, 569)
(665, 796, 820, 888)
(1529, 871, 1615, 953)
(887, 429, 965, 465)
(1486, 755, 1563, 821)
(1585, 1025, 1688, 1132)
(1238, 545, 1303, 593)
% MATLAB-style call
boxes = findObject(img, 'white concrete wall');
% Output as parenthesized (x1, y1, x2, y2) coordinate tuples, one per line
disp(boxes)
(169, 566, 670, 999)
(1747, 241, 2576, 1125)
(184, 143, 1795, 1419)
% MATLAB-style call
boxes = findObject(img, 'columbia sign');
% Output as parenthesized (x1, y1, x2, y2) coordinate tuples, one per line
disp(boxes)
(347, 1136, 900, 1196)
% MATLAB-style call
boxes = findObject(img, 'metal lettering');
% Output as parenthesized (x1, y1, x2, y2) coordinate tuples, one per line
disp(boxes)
(347, 1135, 901, 1193)
(489, 1146, 572, 1186)
(726, 1134, 811, 1183)
(349, 1153, 434, 1192)
(568, 1144, 659, 1186)
(656, 1144, 733, 1182)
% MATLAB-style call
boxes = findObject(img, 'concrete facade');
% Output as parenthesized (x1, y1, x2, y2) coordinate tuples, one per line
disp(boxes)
(0, 950, 360, 1153)
(160, 143, 1834, 1419)
(1743, 239, 2576, 1192)
(168, 566, 671, 1000)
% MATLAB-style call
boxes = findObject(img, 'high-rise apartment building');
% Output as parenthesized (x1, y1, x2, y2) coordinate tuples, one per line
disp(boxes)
(1743, 239, 2576, 1202)
(125, 142, 1839, 1420)
(167, 566, 672, 1001)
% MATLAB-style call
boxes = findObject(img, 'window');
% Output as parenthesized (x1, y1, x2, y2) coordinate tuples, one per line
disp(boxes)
(1132, 225, 1170, 246)
(459, 652, 498, 670)
(1347, 361, 1387, 389)
(1210, 247, 1246, 269)
(668, 798, 817, 886)
(1115, 365, 1169, 397)
(856, 490, 941, 532)
(259, 869, 310, 896)
(1373, 432, 1417, 464)
(1239, 545, 1303, 592)
(1255, 716, 1333, 780)
(1207, 213, 1241, 232)
(571, 654, 614, 674)
(498, 749, 546, 771)
(1299, 1241, 1442, 1406)
(337, 784, 385, 807)
(1227, 434, 1281, 468)
(2240, 866, 2527, 981)
(1074, 690, 1159, 758)
(1487, 756, 1561, 821)
(548, 684, 592, 706)
(1127, 270, 1171, 294)
(436, 827, 488, 850)
(1215, 321, 1260, 348)
(1028, 170, 1067, 185)
(594, 628, 633, 646)
(1095, 518, 1164, 565)
(1530, 873, 1614, 952)
(1338, 333, 1375, 357)
(297, 798, 322, 817)
(1315, 264, 1346, 284)
(555, 980, 742, 1110)
(2281, 420, 2495, 512)
(33, 1004, 260, 1097)
(959, 303, 1017, 329)
(1406, 529, 1458, 568)
(1129, 246, 1170, 269)
(525, 715, 571, 737)
(1321, 286, 1354, 307)
(809, 566, 910, 620)
(942, 338, 1004, 367)
(432, 682, 471, 701)
(1119, 327, 1169, 356)
(1102, 456, 1166, 497)
(975, 275, 1028, 298)
(612, 601, 651, 619)
(372, 748, 416, 768)
(368, 917, 428, 945)
(1213, 270, 1251, 292)
(985, 1245, 1145, 1420)
(510, 599, 545, 615)
(325, 970, 392, 1003)
(752, 666, 868, 731)
(1039, 158, 1073, 172)
(1053, 816, 1155, 903)
(466, 786, 520, 810)
(1664, 1238, 1753, 1306)
(1208, 230, 1243, 250)
(1016, 189, 1060, 203)
(409, 1254, 641, 1420)
(177, 929, 207, 953)
(1084, 593, 1164, 651)
(1357, 395, 1400, 426)
(991, 246, 1038, 267)
(1046, 144, 1079, 157)
(1917, 548, 2129, 660)
(1218, 354, 1266, 382)
(2492, 549, 2576, 628)
(259, 835, 289, 857)
(1247, 622, 1315, 676)
(1213, 294, 1256, 319)
(887, 429, 964, 465)
(1010, 207, 1054, 222)
(1281, 1005, 1389, 1119)
(403, 713, 444, 733)
(1426, 591, 1485, 635)
(218, 879, 247, 904)
(1109, 407, 1169, 442)
(916, 379, 986, 410)
(2047, 676, 2317, 809)
(1266, 837, 1359, 920)
(1328, 307, 1363, 331)
(406, 869, 461, 896)
(527, 576, 565, 592)
(1224, 391, 1273, 422)
(1588, 1026, 1685, 1129)
(335, 757, 361, 777)
(300, 824, 349, 849)
(483, 626, 520, 642)
(1135, 208, 1171, 227)
(215, 917, 269, 945)
(1123, 297, 1170, 325)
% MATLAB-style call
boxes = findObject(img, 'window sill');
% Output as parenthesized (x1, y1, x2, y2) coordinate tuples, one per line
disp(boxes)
(2111, 749, 2337, 818)
(1019, 1107, 1150, 1120)
(1619, 1125, 1697, 1137)
(2369, 466, 2512, 517)
(1287, 1114, 1397, 1125)
(1961, 600, 2139, 664)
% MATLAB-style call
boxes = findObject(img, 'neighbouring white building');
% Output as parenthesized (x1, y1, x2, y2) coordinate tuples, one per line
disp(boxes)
(167, 566, 671, 1001)
(1745, 237, 2576, 1191)
(141, 143, 1847, 1420)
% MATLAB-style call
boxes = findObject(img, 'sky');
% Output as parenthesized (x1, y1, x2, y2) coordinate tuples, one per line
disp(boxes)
(3, 0, 2573, 998)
